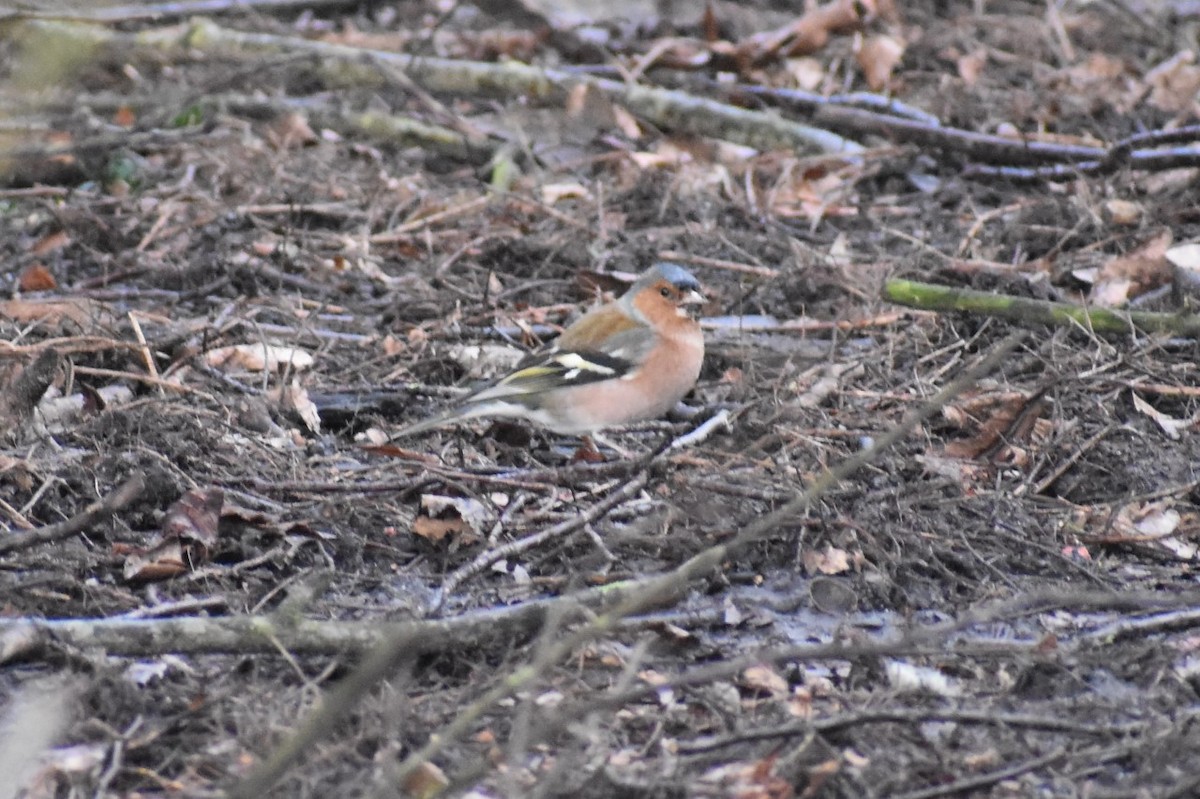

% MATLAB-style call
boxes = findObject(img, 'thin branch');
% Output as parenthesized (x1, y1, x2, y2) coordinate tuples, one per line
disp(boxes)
(676, 708, 1144, 753)
(431, 472, 651, 612)
(892, 747, 1066, 799)
(0, 476, 145, 555)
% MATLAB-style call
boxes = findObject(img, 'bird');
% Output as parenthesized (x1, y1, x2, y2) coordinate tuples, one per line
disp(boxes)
(391, 262, 706, 443)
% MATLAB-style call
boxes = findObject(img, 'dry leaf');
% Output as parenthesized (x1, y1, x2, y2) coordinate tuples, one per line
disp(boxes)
(1132, 393, 1189, 439)
(204, 343, 315, 373)
(697, 752, 791, 799)
(856, 33, 905, 91)
(1104, 199, 1144, 226)
(401, 761, 449, 799)
(412, 494, 492, 543)
(784, 56, 825, 90)
(1145, 50, 1200, 113)
(957, 49, 987, 85)
(0, 298, 113, 330)
(411, 515, 467, 542)
(803, 759, 842, 798)
(17, 263, 57, 292)
(737, 0, 874, 64)
(541, 182, 591, 204)
(269, 381, 321, 433)
(1166, 242, 1200, 270)
(113, 105, 136, 128)
(611, 105, 642, 139)
(124, 488, 224, 582)
(885, 660, 960, 696)
(1090, 229, 1173, 306)
(789, 362, 863, 408)
(942, 390, 1047, 462)
(30, 229, 70, 256)
(741, 664, 789, 697)
(801, 544, 851, 575)
(265, 111, 318, 150)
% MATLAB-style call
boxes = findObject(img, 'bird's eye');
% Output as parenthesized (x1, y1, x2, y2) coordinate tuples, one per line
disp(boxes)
(660, 286, 673, 298)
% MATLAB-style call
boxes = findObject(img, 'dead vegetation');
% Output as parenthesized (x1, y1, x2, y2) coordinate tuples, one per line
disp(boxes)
(3, 0, 1200, 797)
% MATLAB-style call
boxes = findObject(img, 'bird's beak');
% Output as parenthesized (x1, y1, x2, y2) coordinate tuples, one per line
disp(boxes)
(680, 289, 706, 306)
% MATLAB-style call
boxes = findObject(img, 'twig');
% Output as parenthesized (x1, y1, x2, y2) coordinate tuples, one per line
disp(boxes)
(0, 476, 145, 556)
(891, 747, 1066, 799)
(0, 496, 34, 530)
(71, 365, 201, 395)
(1085, 607, 1200, 643)
(812, 104, 1105, 165)
(1031, 423, 1116, 495)
(669, 409, 731, 450)
(676, 708, 1143, 753)
(371, 196, 492, 241)
(656, 250, 780, 278)
(724, 83, 942, 126)
(431, 472, 651, 612)
(119, 596, 229, 619)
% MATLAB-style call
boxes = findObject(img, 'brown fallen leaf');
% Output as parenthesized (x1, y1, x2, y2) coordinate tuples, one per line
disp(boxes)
(203, 343, 315, 373)
(0, 298, 116, 331)
(801, 544, 851, 575)
(411, 515, 468, 543)
(411, 494, 492, 544)
(1145, 50, 1200, 113)
(941, 389, 1049, 464)
(1089, 229, 1173, 307)
(736, 0, 878, 66)
(124, 488, 224, 582)
(400, 761, 449, 799)
(17, 263, 57, 292)
(741, 664, 789, 698)
(30, 229, 70, 257)
(265, 111, 318, 150)
(856, 33, 905, 92)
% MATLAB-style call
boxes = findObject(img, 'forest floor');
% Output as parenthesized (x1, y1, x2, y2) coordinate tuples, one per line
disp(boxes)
(3, 0, 1200, 797)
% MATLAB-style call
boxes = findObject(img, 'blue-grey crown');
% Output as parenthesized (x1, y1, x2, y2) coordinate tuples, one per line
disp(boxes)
(649, 262, 701, 292)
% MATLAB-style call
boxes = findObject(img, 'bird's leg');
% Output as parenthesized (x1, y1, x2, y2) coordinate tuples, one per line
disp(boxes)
(589, 432, 634, 459)
(570, 435, 606, 463)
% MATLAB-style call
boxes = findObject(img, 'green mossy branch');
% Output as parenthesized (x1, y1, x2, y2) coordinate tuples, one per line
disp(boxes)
(884, 278, 1200, 337)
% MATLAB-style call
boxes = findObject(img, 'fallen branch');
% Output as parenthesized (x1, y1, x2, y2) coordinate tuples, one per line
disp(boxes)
(9, 18, 863, 158)
(0, 579, 672, 662)
(0, 475, 145, 556)
(0, 0, 366, 23)
(730, 84, 1200, 178)
(884, 278, 1200, 336)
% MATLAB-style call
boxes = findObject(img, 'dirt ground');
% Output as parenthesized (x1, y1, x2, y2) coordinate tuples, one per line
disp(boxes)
(3, 0, 1200, 797)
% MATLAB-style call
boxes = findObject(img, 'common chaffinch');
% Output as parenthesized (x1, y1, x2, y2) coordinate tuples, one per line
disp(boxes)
(392, 263, 706, 439)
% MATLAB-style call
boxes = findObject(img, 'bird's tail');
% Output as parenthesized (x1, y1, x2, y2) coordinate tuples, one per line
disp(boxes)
(389, 402, 493, 439)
